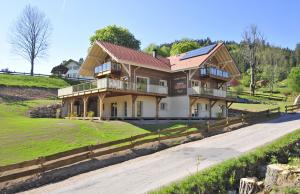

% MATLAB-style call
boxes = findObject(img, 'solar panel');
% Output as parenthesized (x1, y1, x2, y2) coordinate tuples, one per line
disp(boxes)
(180, 44, 217, 60)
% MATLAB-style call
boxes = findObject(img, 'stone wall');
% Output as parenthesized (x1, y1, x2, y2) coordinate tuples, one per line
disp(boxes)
(28, 104, 62, 118)
(0, 85, 57, 101)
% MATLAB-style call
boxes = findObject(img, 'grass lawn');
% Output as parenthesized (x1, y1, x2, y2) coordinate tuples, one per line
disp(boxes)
(231, 93, 294, 112)
(0, 74, 70, 88)
(0, 99, 185, 165)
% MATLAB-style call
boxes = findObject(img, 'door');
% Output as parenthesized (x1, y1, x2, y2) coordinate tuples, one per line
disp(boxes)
(136, 77, 148, 92)
(111, 102, 117, 117)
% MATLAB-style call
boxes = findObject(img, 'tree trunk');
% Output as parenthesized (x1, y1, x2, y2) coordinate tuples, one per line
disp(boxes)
(239, 177, 261, 194)
(250, 65, 255, 96)
(30, 57, 34, 76)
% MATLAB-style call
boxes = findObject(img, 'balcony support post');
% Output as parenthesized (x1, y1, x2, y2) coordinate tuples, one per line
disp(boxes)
(226, 101, 233, 117)
(131, 95, 137, 118)
(98, 93, 106, 120)
(156, 97, 162, 119)
(83, 96, 89, 119)
(69, 98, 75, 117)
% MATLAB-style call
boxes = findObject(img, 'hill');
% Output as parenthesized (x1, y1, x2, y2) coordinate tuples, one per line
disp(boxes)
(0, 74, 70, 89)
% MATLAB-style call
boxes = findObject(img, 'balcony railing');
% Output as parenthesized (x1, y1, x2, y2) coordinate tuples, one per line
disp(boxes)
(188, 86, 237, 99)
(58, 78, 168, 97)
(94, 62, 121, 74)
(200, 67, 230, 79)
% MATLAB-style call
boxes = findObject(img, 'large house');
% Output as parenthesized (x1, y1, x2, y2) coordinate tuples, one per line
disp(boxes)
(58, 41, 240, 119)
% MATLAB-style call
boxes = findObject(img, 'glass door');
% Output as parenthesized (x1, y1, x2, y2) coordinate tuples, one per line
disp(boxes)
(136, 77, 148, 92)
(111, 102, 117, 117)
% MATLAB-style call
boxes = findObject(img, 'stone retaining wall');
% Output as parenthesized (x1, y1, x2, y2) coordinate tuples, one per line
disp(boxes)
(28, 104, 62, 118)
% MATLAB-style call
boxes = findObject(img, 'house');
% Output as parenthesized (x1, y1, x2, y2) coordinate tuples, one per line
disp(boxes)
(51, 58, 85, 78)
(58, 41, 241, 119)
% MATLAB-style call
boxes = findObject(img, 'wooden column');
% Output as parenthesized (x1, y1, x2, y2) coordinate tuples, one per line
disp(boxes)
(98, 93, 106, 120)
(70, 98, 74, 116)
(156, 97, 162, 119)
(83, 96, 89, 119)
(131, 95, 137, 118)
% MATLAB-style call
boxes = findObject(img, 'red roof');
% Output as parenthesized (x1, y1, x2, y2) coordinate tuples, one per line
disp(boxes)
(168, 43, 223, 71)
(97, 41, 171, 71)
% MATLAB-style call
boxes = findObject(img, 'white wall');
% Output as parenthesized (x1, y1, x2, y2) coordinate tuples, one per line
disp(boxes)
(102, 95, 132, 118)
(65, 62, 80, 78)
(159, 96, 189, 118)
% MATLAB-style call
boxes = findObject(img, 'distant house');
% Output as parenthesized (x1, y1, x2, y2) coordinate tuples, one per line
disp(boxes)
(51, 58, 86, 78)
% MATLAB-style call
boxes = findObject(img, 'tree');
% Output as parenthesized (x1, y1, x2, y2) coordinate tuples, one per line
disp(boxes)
(170, 39, 200, 56)
(90, 25, 140, 50)
(143, 43, 171, 57)
(295, 43, 300, 66)
(10, 5, 51, 76)
(288, 67, 300, 93)
(241, 25, 264, 95)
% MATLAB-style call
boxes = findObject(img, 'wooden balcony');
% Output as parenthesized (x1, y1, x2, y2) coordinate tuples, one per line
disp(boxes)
(58, 78, 168, 98)
(94, 62, 121, 78)
(187, 86, 237, 101)
(199, 67, 231, 81)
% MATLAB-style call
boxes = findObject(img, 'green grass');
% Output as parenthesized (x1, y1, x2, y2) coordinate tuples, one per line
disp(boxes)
(151, 129, 300, 194)
(0, 99, 185, 165)
(231, 93, 293, 112)
(0, 74, 70, 88)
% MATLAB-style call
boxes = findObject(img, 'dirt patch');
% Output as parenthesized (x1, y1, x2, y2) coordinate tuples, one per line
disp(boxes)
(0, 85, 57, 102)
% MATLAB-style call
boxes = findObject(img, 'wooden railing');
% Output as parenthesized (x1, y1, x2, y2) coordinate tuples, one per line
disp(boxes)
(0, 108, 280, 183)
(285, 104, 300, 113)
(0, 71, 93, 82)
(240, 91, 287, 101)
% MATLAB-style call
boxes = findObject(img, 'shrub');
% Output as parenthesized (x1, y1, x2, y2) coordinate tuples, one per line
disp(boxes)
(87, 111, 94, 121)
(288, 67, 300, 93)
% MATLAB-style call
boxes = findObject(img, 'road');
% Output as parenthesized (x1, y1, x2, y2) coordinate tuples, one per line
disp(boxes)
(23, 113, 300, 194)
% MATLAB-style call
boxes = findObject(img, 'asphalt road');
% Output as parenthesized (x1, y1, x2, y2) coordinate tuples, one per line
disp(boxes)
(23, 113, 300, 194)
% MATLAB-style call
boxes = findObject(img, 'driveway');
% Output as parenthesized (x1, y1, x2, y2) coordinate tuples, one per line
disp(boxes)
(23, 113, 300, 194)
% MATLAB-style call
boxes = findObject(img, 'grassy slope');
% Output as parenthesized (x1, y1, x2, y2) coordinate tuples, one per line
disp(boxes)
(0, 100, 184, 165)
(0, 74, 70, 88)
(231, 93, 293, 112)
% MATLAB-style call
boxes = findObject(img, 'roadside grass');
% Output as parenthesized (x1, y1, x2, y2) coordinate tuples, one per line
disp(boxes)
(0, 74, 70, 88)
(151, 129, 300, 194)
(0, 99, 186, 165)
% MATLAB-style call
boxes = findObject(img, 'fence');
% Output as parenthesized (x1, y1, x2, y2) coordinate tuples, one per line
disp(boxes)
(0, 108, 281, 183)
(0, 71, 93, 82)
(285, 104, 300, 113)
(240, 91, 287, 101)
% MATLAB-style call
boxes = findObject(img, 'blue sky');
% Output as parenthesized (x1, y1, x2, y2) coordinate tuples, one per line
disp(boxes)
(0, 0, 299, 74)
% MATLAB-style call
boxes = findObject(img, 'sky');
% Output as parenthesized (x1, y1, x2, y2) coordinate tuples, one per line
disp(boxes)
(0, 0, 300, 74)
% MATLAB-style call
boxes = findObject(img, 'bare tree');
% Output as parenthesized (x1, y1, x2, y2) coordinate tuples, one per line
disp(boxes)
(242, 25, 264, 95)
(10, 5, 51, 76)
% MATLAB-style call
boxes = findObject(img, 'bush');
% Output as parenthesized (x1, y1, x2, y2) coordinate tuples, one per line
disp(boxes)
(233, 85, 244, 95)
(288, 67, 300, 93)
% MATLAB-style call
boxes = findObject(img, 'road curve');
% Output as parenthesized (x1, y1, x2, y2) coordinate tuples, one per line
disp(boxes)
(23, 114, 300, 194)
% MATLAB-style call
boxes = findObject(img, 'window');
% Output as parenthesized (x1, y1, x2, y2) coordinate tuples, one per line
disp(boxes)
(205, 104, 208, 111)
(191, 80, 200, 87)
(137, 101, 143, 117)
(160, 103, 167, 111)
(159, 80, 167, 87)
(124, 101, 127, 117)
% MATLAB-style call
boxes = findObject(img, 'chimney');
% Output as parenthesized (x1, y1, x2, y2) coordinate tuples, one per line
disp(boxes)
(152, 49, 157, 58)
